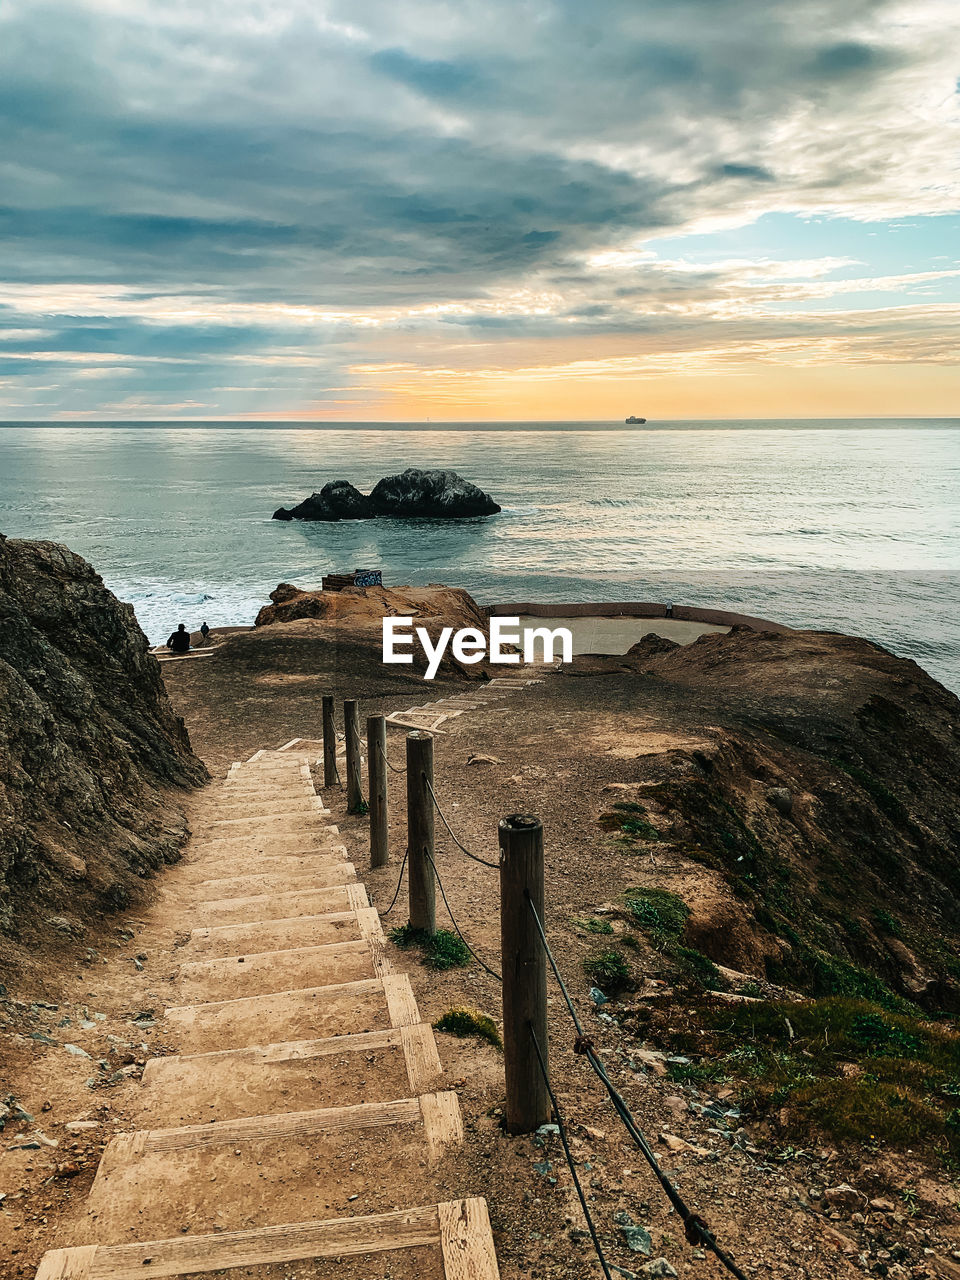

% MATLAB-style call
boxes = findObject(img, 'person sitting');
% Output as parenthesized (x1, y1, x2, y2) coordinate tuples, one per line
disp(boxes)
(166, 623, 191, 654)
(199, 621, 210, 642)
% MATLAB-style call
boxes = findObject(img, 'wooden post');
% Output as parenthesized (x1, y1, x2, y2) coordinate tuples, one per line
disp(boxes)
(322, 695, 337, 790)
(344, 699, 363, 813)
(368, 714, 388, 868)
(499, 813, 549, 1134)
(406, 731, 436, 935)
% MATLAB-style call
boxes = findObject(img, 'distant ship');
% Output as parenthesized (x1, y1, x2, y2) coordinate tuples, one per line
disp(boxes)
(625, 415, 647, 424)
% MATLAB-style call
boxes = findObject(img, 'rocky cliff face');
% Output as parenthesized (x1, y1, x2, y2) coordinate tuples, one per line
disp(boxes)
(273, 469, 501, 521)
(574, 627, 960, 1008)
(0, 535, 207, 943)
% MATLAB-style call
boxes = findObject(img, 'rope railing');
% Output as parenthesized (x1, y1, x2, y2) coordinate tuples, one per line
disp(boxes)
(379, 848, 409, 918)
(424, 850, 502, 982)
(524, 893, 750, 1280)
(424, 777, 500, 870)
(528, 1022, 615, 1280)
(375, 739, 406, 775)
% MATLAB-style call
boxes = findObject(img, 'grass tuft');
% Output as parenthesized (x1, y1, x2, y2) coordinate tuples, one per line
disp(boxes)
(583, 948, 633, 994)
(388, 923, 470, 970)
(623, 887, 689, 941)
(434, 1007, 502, 1049)
(573, 916, 614, 935)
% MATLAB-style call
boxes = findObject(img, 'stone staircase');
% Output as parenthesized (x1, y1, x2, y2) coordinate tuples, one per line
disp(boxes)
(34, 750, 499, 1280)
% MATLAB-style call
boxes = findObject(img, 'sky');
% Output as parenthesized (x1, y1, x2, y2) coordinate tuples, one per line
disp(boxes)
(1, 0, 959, 421)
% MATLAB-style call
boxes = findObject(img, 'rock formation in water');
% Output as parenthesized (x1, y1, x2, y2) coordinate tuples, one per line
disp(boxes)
(273, 480, 372, 522)
(0, 535, 208, 941)
(272, 469, 501, 521)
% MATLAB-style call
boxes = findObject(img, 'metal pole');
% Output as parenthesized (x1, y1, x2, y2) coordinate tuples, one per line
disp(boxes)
(344, 699, 363, 813)
(322, 694, 337, 790)
(406, 731, 436, 935)
(368, 714, 388, 868)
(499, 813, 549, 1133)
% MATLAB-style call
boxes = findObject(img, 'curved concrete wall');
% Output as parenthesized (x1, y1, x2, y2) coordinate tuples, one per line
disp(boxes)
(486, 601, 792, 633)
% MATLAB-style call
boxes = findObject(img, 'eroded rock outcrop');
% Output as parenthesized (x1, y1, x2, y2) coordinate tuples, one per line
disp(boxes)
(273, 469, 501, 521)
(0, 535, 208, 939)
(253, 580, 495, 680)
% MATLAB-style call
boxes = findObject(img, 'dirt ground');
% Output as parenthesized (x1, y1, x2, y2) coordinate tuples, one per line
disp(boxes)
(4, 631, 960, 1280)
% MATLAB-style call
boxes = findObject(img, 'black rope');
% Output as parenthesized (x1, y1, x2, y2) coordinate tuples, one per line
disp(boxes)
(425, 778, 500, 870)
(375, 740, 406, 774)
(525, 895, 750, 1280)
(425, 850, 502, 982)
(379, 848, 409, 918)
(528, 1023, 615, 1280)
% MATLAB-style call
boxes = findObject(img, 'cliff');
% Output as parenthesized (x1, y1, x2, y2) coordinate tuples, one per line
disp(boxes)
(563, 626, 960, 1008)
(0, 535, 207, 949)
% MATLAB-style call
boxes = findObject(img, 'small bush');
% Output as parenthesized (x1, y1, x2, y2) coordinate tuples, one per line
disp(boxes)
(583, 949, 632, 994)
(434, 1007, 502, 1049)
(849, 1012, 922, 1058)
(388, 924, 470, 970)
(388, 922, 429, 950)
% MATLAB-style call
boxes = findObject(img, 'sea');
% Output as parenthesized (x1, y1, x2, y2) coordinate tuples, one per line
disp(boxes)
(0, 420, 957, 693)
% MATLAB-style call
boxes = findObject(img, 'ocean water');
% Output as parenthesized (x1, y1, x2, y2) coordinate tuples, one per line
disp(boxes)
(0, 420, 957, 692)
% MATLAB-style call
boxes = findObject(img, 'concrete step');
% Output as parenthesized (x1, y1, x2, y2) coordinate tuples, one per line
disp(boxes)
(190, 882, 364, 927)
(176, 850, 349, 883)
(186, 829, 345, 859)
(183, 862, 358, 903)
(192, 811, 331, 834)
(163, 972, 419, 1054)
(197, 796, 326, 820)
(80, 1094, 463, 1244)
(136, 1023, 443, 1124)
(36, 1198, 499, 1279)
(174, 938, 382, 1003)
(183, 908, 367, 959)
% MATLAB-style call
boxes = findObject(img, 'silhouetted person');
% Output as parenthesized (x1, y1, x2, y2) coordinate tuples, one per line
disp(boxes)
(166, 623, 190, 654)
(199, 621, 210, 640)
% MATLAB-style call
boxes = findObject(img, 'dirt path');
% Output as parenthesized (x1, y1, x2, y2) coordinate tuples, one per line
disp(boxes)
(29, 751, 499, 1280)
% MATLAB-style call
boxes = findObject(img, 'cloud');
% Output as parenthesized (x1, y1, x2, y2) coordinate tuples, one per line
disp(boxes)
(0, 0, 958, 416)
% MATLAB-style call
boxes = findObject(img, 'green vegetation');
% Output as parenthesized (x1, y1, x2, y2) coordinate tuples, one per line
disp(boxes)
(598, 801, 662, 843)
(660, 996, 960, 1156)
(623, 887, 689, 942)
(675, 945, 726, 991)
(872, 907, 902, 938)
(572, 916, 614, 935)
(583, 948, 633, 994)
(619, 887, 727, 992)
(388, 924, 470, 970)
(434, 1008, 502, 1049)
